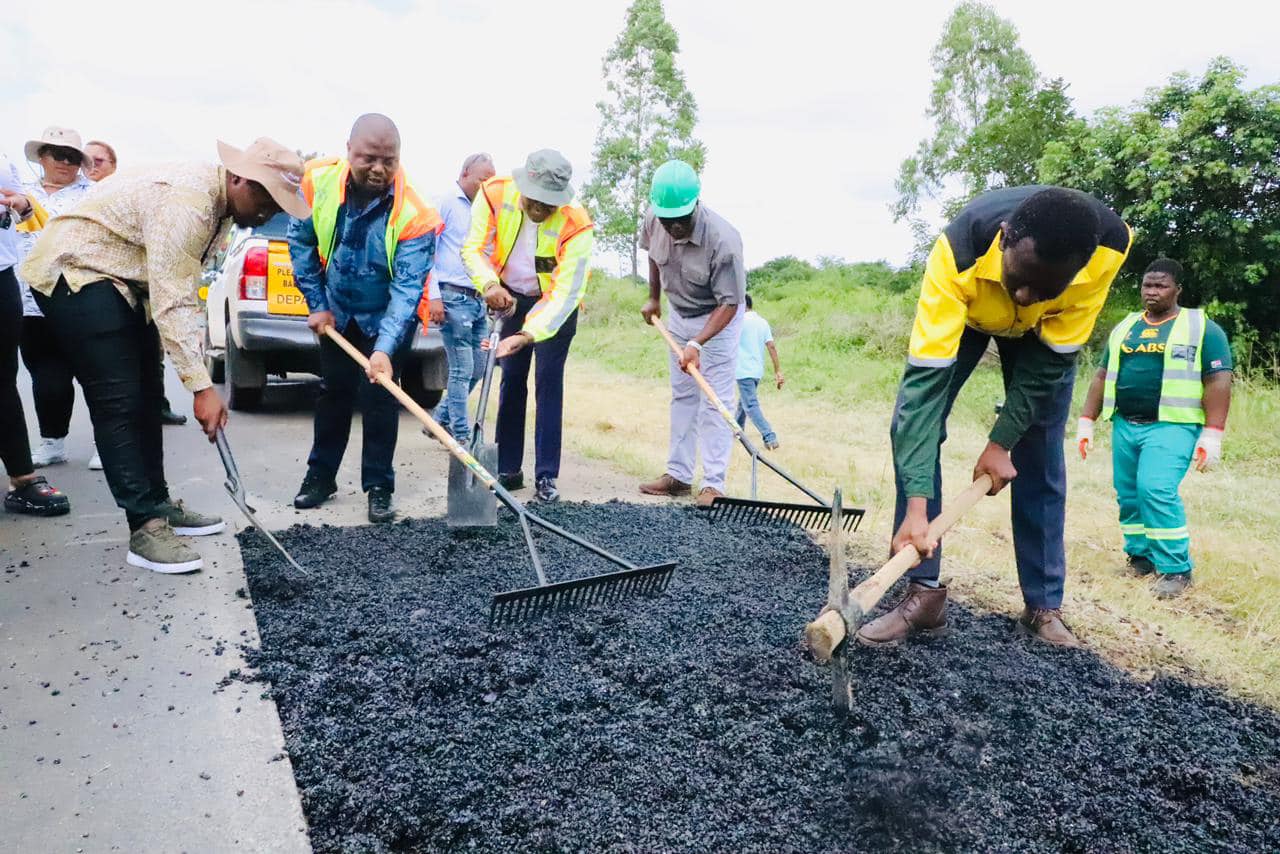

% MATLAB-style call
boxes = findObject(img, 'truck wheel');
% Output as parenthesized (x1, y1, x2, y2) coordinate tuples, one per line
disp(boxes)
(226, 319, 265, 411)
(401, 363, 443, 411)
(205, 325, 225, 385)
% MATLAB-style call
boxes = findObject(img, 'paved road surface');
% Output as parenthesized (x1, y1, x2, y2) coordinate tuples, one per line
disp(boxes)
(2, 366, 650, 853)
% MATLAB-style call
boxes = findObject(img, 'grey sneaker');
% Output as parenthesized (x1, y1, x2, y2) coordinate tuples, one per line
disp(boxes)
(166, 499, 226, 536)
(1154, 572, 1193, 599)
(127, 519, 203, 574)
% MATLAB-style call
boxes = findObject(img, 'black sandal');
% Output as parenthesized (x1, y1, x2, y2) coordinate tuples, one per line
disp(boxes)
(4, 476, 71, 517)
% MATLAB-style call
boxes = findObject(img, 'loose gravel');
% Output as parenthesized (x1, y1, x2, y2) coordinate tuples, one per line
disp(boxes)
(239, 502, 1280, 853)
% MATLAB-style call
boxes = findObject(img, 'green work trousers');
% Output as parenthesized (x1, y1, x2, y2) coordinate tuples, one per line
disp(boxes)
(1111, 417, 1200, 575)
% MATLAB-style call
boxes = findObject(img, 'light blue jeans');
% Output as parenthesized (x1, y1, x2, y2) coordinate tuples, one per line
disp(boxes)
(735, 377, 776, 444)
(432, 288, 488, 442)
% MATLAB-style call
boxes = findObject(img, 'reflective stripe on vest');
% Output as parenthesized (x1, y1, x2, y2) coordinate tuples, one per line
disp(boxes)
(1100, 308, 1206, 424)
(300, 157, 442, 274)
(477, 177, 592, 292)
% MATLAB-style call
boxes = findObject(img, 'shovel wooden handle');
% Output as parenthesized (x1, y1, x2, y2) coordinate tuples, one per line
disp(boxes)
(805, 474, 993, 663)
(651, 317, 742, 431)
(322, 326, 496, 488)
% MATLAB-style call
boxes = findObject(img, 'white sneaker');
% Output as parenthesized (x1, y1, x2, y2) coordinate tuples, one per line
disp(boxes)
(31, 437, 68, 467)
(88, 444, 103, 470)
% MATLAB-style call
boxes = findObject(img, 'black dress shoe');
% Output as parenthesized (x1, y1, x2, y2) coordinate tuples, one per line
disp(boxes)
(4, 476, 71, 517)
(367, 486, 394, 523)
(293, 471, 337, 509)
(535, 476, 559, 502)
(159, 408, 188, 426)
(497, 471, 524, 490)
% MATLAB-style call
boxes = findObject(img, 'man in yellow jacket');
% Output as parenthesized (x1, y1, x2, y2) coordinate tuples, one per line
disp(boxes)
(462, 149, 593, 503)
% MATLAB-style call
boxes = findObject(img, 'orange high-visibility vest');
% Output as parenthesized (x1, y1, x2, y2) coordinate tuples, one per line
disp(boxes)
(300, 157, 442, 273)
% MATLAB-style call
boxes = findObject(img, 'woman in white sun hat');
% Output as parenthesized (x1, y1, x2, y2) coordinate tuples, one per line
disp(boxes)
(15, 126, 94, 469)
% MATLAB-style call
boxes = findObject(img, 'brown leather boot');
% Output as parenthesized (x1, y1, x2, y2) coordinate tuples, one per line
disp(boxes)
(1017, 607, 1082, 648)
(639, 473, 691, 496)
(695, 487, 723, 508)
(854, 581, 948, 646)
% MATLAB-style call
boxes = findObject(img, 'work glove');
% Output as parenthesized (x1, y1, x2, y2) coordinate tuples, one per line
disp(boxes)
(1076, 416, 1095, 461)
(1194, 427, 1224, 472)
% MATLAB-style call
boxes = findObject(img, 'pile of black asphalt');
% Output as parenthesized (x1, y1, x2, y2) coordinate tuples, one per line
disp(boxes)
(238, 501, 1280, 853)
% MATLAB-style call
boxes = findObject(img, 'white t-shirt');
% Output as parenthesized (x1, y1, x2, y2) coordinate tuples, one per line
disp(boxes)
(502, 217, 540, 296)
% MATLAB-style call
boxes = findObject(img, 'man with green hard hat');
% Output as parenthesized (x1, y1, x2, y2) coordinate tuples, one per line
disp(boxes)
(639, 160, 746, 506)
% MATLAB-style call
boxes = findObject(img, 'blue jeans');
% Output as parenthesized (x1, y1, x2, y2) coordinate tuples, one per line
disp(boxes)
(432, 288, 488, 443)
(735, 377, 776, 444)
(891, 327, 1076, 610)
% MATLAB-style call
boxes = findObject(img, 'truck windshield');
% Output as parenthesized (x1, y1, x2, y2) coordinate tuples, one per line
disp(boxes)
(254, 212, 293, 240)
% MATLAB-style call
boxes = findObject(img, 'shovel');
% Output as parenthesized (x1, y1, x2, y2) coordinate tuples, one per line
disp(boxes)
(651, 316, 863, 533)
(214, 427, 308, 577)
(446, 315, 502, 527)
(322, 326, 677, 628)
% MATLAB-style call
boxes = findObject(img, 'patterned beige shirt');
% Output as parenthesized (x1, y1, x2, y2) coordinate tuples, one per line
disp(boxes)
(20, 162, 232, 392)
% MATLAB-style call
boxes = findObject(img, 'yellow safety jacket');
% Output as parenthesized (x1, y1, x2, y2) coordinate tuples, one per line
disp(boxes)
(1101, 309, 1207, 424)
(461, 176, 593, 342)
(300, 157, 442, 273)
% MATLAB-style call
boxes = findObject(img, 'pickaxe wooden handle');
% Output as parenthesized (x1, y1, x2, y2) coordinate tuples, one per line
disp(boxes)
(805, 474, 993, 662)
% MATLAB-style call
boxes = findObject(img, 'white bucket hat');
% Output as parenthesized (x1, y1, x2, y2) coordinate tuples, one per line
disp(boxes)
(25, 126, 88, 163)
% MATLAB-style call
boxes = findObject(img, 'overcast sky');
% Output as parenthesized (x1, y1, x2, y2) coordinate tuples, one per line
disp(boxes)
(3, 0, 1277, 270)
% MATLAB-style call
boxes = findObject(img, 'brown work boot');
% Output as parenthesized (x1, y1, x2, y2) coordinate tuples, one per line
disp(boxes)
(854, 581, 948, 646)
(695, 487, 723, 508)
(1017, 607, 1082, 648)
(639, 473, 691, 497)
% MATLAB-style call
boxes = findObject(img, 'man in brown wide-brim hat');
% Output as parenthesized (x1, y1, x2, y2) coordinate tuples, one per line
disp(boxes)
(20, 138, 310, 575)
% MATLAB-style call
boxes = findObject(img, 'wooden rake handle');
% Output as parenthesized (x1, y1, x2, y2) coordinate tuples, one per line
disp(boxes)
(321, 326, 496, 488)
(650, 317, 743, 433)
(805, 474, 993, 663)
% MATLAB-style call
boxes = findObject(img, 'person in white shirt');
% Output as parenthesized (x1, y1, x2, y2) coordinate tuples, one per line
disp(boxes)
(735, 293, 785, 450)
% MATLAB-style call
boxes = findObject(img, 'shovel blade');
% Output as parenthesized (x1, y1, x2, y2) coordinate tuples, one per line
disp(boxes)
(489, 561, 677, 628)
(446, 442, 499, 527)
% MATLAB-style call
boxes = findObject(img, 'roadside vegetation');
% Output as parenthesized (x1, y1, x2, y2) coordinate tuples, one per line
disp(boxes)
(563, 270, 1280, 707)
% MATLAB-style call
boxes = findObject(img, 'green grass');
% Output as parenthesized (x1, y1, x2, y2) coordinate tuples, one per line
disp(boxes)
(562, 269, 1280, 707)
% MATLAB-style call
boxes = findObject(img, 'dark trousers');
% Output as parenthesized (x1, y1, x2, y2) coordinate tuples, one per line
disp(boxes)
(495, 291, 578, 480)
(35, 279, 169, 530)
(1, 267, 35, 479)
(892, 327, 1076, 610)
(20, 314, 76, 439)
(307, 320, 406, 492)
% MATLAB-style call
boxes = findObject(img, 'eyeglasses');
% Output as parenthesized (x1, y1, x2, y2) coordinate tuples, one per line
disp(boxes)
(40, 146, 84, 166)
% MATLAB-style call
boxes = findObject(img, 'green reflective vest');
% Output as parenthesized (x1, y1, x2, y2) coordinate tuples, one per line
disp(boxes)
(1101, 308, 1205, 424)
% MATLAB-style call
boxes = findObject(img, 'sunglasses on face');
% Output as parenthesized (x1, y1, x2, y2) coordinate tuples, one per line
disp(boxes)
(41, 146, 84, 166)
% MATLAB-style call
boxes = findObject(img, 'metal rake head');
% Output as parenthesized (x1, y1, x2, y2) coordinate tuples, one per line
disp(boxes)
(702, 497, 864, 533)
(489, 562, 677, 628)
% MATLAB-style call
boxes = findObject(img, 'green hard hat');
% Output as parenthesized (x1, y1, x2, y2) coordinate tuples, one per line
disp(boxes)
(649, 159, 700, 218)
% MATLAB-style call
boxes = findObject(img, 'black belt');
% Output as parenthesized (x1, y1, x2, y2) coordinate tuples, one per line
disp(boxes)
(440, 282, 480, 299)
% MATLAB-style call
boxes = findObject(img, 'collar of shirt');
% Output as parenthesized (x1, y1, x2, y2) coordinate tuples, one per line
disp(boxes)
(25, 174, 93, 204)
(344, 176, 395, 217)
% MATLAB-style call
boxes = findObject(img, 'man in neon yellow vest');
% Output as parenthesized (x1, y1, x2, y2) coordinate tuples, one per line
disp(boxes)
(288, 114, 442, 523)
(1077, 258, 1233, 599)
(461, 149, 593, 503)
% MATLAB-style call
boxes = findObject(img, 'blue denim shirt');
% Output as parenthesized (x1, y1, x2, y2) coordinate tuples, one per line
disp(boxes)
(432, 184, 473, 289)
(288, 182, 436, 355)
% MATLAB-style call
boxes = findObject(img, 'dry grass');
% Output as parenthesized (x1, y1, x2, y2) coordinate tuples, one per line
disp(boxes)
(554, 277, 1280, 708)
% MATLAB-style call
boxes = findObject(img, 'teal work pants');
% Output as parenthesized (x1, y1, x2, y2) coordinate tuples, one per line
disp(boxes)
(1111, 418, 1201, 575)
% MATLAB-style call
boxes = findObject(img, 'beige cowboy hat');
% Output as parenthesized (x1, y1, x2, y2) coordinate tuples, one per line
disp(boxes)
(24, 126, 88, 163)
(216, 137, 310, 219)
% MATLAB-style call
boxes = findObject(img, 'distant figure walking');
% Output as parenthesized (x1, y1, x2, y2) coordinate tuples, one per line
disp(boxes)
(734, 293, 784, 450)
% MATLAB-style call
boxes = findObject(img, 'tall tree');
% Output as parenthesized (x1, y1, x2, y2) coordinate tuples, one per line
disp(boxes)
(1040, 58, 1280, 361)
(582, 0, 705, 278)
(893, 2, 1073, 249)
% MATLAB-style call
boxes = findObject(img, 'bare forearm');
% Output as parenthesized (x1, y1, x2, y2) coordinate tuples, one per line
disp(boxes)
(1081, 368, 1106, 420)
(695, 304, 738, 345)
(1202, 373, 1232, 429)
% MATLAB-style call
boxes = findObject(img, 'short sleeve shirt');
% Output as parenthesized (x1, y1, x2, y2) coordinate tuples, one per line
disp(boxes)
(640, 203, 745, 319)
(736, 310, 774, 380)
(1101, 312, 1233, 421)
